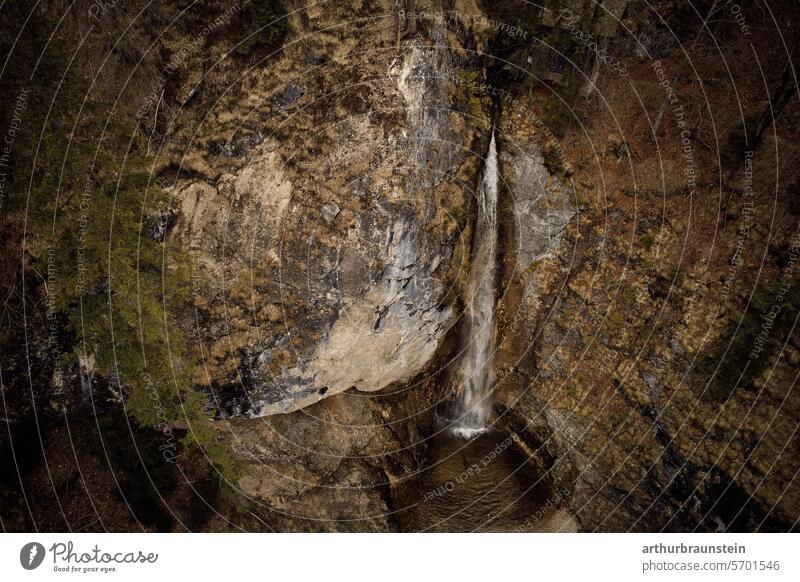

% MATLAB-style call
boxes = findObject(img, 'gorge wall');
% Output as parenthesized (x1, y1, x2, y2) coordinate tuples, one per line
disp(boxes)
(1, 0, 798, 533)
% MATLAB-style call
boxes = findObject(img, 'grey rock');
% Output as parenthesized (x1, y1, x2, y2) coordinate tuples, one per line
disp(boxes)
(275, 83, 304, 109)
(499, 143, 576, 273)
(642, 371, 663, 406)
(669, 336, 686, 356)
(219, 32, 469, 417)
(321, 201, 341, 223)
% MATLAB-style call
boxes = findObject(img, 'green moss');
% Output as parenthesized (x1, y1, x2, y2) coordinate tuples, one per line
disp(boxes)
(605, 309, 626, 337)
(526, 259, 543, 275)
(456, 68, 487, 119)
(444, 202, 466, 224)
(567, 372, 585, 399)
(613, 411, 630, 427)
(605, 285, 637, 337)
(620, 285, 637, 306)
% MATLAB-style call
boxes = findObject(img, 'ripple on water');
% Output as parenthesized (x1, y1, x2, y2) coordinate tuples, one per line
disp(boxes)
(392, 429, 576, 532)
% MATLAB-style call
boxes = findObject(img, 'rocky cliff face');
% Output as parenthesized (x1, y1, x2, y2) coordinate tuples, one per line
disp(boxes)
(165, 1, 482, 420)
(3, 0, 797, 533)
(488, 3, 800, 529)
(166, 0, 799, 532)
(149, 0, 490, 530)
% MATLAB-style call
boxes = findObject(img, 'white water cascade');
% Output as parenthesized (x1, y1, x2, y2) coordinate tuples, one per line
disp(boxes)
(452, 131, 499, 438)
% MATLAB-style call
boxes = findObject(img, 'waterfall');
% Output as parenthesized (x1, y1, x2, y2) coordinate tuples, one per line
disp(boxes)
(452, 131, 499, 438)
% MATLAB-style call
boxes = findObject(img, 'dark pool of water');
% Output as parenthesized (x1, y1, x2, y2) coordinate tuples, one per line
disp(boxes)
(391, 428, 566, 532)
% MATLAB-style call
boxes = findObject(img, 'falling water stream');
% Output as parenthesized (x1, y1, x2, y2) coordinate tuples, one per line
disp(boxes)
(391, 131, 574, 531)
(452, 131, 499, 438)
